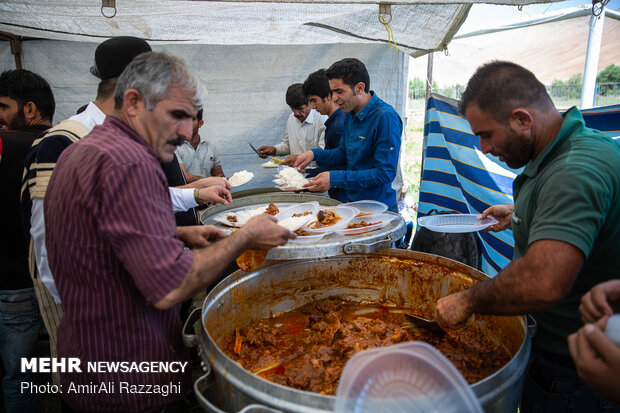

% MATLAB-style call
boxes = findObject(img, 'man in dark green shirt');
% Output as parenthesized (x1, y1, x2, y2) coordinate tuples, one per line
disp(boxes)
(435, 61, 620, 412)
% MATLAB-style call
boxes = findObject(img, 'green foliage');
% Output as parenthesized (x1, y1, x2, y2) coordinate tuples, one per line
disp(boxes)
(408, 77, 438, 92)
(568, 73, 582, 85)
(597, 64, 620, 84)
(409, 77, 425, 90)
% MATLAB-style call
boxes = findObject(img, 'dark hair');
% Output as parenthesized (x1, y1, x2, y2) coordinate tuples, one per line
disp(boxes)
(302, 69, 331, 99)
(0, 69, 55, 122)
(196, 108, 203, 121)
(285, 83, 308, 108)
(459, 61, 553, 123)
(325, 58, 370, 93)
(96, 78, 118, 100)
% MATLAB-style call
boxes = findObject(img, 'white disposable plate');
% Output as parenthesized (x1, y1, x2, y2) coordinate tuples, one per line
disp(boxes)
(335, 214, 393, 236)
(274, 185, 305, 192)
(417, 214, 499, 233)
(212, 205, 270, 227)
(343, 200, 388, 217)
(302, 205, 359, 234)
(289, 232, 327, 243)
(274, 202, 318, 231)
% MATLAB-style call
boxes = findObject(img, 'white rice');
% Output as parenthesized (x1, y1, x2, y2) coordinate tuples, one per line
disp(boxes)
(274, 166, 309, 188)
(228, 170, 254, 187)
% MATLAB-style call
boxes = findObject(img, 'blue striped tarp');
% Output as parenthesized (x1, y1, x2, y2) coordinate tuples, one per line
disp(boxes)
(417, 95, 620, 276)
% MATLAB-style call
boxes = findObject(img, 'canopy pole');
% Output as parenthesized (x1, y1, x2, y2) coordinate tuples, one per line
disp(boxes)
(419, 52, 433, 197)
(580, 1, 606, 109)
(425, 52, 433, 104)
(10, 38, 24, 70)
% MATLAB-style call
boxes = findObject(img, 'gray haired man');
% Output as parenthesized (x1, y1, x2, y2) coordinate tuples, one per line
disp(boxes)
(45, 52, 295, 412)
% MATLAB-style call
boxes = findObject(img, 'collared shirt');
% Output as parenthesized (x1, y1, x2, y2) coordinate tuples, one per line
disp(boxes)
(45, 116, 193, 411)
(512, 107, 620, 357)
(175, 134, 221, 177)
(70, 101, 106, 130)
(22, 103, 195, 304)
(311, 92, 402, 208)
(310, 108, 346, 201)
(275, 109, 327, 156)
(1, 124, 49, 290)
(324, 108, 345, 150)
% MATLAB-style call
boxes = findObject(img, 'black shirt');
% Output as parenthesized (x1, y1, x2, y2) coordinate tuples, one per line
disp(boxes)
(0, 124, 50, 290)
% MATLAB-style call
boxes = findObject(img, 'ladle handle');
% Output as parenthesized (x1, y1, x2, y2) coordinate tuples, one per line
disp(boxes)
(195, 365, 282, 413)
(526, 314, 537, 337)
(182, 307, 201, 348)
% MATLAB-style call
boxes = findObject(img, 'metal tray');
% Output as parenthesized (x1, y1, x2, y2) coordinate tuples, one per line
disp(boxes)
(200, 191, 405, 260)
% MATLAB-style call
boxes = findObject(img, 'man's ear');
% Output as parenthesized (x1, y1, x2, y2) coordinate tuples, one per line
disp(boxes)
(123, 89, 143, 117)
(510, 108, 533, 131)
(198, 120, 204, 128)
(23, 101, 40, 122)
(354, 82, 365, 95)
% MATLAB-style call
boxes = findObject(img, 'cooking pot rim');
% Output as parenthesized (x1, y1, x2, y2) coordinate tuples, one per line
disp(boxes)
(199, 251, 529, 403)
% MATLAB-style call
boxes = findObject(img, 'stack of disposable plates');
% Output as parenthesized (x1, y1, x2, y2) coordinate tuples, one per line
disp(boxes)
(335, 342, 483, 413)
(342, 200, 388, 217)
(417, 214, 498, 233)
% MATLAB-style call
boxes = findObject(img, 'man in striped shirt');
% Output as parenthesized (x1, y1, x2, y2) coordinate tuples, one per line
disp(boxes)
(45, 52, 294, 412)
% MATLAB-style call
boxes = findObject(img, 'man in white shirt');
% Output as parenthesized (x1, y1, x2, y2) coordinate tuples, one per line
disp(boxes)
(258, 83, 326, 166)
(176, 108, 225, 182)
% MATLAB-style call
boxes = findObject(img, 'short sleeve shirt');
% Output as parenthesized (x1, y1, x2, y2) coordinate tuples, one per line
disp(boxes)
(175, 135, 221, 177)
(45, 116, 193, 411)
(512, 107, 620, 356)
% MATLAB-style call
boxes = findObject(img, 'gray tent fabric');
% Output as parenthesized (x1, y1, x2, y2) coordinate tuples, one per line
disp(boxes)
(0, 0, 562, 195)
(0, 0, 561, 57)
(0, 39, 407, 193)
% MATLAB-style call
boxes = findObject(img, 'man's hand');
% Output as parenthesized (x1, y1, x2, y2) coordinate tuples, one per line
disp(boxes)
(480, 204, 514, 232)
(198, 186, 232, 206)
(257, 146, 276, 159)
(580, 280, 620, 324)
(568, 318, 620, 405)
(193, 177, 232, 190)
(304, 171, 330, 192)
(293, 150, 314, 172)
(240, 214, 296, 249)
(435, 290, 473, 330)
(177, 225, 227, 248)
(281, 155, 298, 167)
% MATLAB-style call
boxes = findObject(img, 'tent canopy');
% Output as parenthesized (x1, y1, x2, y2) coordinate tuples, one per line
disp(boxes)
(0, 0, 561, 57)
(0, 0, 563, 193)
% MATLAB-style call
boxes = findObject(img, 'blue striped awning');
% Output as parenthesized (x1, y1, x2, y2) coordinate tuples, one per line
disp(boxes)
(417, 95, 620, 276)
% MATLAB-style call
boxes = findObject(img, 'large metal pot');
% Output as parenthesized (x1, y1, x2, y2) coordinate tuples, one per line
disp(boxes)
(183, 250, 532, 413)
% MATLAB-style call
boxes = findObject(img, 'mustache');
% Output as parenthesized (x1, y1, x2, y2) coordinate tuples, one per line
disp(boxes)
(167, 137, 185, 147)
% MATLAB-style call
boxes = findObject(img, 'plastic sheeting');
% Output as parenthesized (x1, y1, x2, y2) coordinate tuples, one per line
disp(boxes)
(0, 0, 558, 57)
(0, 40, 407, 194)
(454, 6, 620, 40)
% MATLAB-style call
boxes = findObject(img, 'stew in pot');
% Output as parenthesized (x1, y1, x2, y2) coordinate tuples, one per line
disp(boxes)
(224, 297, 510, 395)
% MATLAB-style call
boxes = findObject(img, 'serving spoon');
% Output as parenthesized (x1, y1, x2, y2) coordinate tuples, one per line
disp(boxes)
(403, 313, 447, 336)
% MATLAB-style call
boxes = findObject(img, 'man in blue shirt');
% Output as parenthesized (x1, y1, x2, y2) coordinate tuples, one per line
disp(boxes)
(294, 58, 402, 210)
(300, 68, 346, 201)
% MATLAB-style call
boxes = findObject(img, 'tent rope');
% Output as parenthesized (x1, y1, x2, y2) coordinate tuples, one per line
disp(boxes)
(379, 15, 399, 53)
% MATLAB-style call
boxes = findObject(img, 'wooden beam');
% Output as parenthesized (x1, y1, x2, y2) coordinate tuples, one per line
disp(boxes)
(9, 38, 24, 70)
